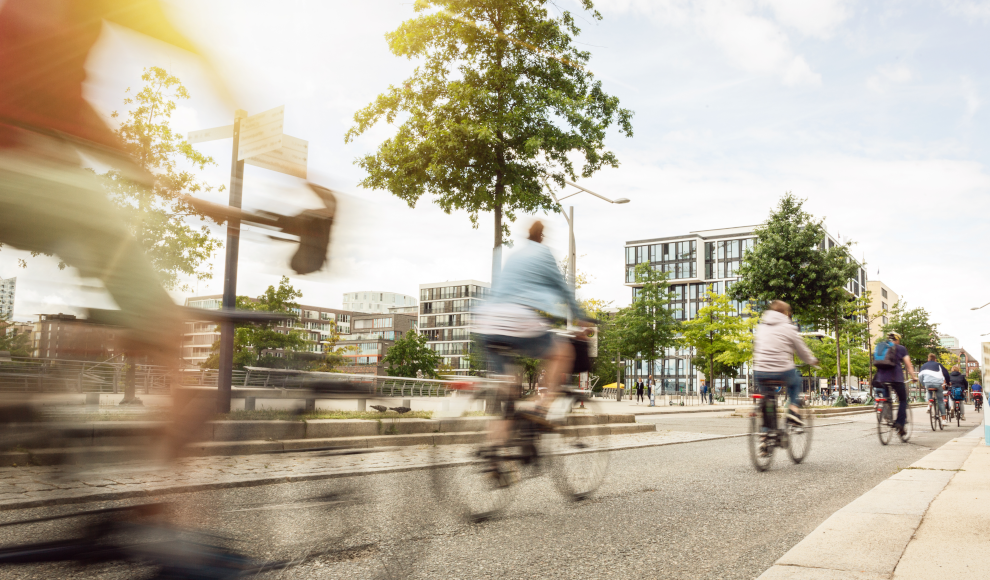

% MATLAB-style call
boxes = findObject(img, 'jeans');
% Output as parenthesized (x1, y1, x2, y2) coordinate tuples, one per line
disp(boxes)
(877, 382, 908, 428)
(923, 382, 946, 416)
(754, 369, 802, 407)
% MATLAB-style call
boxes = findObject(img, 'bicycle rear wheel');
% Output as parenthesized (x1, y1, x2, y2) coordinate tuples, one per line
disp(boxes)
(877, 403, 892, 445)
(547, 394, 610, 502)
(748, 403, 773, 472)
(956, 403, 961, 427)
(786, 405, 813, 464)
(929, 405, 936, 431)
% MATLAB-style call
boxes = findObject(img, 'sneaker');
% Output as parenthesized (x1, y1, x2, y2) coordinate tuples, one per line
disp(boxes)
(786, 409, 805, 427)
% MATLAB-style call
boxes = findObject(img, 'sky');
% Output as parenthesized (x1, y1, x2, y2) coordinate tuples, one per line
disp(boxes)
(1, 0, 989, 358)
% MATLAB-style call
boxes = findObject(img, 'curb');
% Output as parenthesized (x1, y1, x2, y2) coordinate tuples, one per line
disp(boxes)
(0, 421, 853, 512)
(757, 427, 983, 579)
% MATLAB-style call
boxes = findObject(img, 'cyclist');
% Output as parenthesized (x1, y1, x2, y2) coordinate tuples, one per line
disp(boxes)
(973, 381, 983, 412)
(753, 300, 818, 426)
(948, 365, 968, 421)
(918, 353, 950, 423)
(874, 332, 917, 436)
(474, 220, 591, 427)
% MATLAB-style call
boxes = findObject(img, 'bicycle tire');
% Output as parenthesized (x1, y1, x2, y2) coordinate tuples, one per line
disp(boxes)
(877, 403, 892, 445)
(547, 394, 611, 502)
(899, 405, 912, 442)
(956, 402, 961, 427)
(929, 405, 936, 431)
(786, 405, 813, 464)
(429, 389, 519, 523)
(748, 404, 773, 472)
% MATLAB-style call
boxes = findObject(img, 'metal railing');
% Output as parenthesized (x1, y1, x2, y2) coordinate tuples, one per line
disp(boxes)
(0, 357, 170, 394)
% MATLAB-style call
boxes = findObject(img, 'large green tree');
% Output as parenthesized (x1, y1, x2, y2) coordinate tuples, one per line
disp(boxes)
(679, 291, 757, 393)
(345, 0, 633, 260)
(882, 301, 942, 368)
(103, 67, 225, 291)
(729, 193, 860, 394)
(382, 331, 442, 378)
(613, 263, 679, 397)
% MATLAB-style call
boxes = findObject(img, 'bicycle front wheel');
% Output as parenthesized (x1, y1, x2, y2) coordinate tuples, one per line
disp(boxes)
(547, 395, 611, 502)
(787, 405, 813, 464)
(899, 405, 912, 442)
(877, 404, 892, 445)
(748, 404, 773, 472)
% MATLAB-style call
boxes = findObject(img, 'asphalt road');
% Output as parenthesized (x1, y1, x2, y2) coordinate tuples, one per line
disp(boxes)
(0, 406, 980, 580)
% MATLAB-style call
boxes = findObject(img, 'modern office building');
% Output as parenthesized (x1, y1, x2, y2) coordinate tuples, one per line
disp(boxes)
(183, 295, 356, 366)
(342, 291, 417, 314)
(32, 313, 118, 360)
(337, 312, 418, 375)
(624, 225, 867, 393)
(418, 280, 490, 374)
(866, 280, 898, 342)
(0, 277, 15, 320)
(939, 334, 960, 349)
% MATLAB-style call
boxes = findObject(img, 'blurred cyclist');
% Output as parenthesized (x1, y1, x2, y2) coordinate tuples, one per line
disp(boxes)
(918, 353, 950, 423)
(474, 220, 591, 426)
(874, 332, 917, 436)
(973, 380, 983, 412)
(753, 300, 818, 426)
(948, 365, 968, 421)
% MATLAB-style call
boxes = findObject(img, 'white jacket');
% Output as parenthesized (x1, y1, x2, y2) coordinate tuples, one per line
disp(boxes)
(753, 310, 817, 372)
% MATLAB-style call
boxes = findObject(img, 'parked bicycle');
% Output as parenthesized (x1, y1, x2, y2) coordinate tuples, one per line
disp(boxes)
(927, 387, 943, 431)
(431, 380, 610, 522)
(748, 379, 813, 472)
(875, 382, 912, 445)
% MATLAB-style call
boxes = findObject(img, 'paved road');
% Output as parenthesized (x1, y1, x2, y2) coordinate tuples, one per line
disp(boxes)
(0, 407, 979, 579)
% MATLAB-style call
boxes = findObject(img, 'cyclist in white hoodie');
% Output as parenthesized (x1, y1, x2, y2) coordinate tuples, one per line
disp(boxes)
(753, 300, 819, 426)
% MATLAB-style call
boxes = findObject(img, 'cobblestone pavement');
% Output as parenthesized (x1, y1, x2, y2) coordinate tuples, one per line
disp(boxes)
(0, 428, 764, 510)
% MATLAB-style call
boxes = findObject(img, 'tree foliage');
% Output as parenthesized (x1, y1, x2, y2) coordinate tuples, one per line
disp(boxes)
(967, 369, 981, 385)
(345, 0, 633, 247)
(103, 67, 225, 291)
(880, 301, 941, 368)
(0, 319, 31, 357)
(382, 330, 442, 378)
(613, 263, 679, 379)
(729, 193, 860, 329)
(679, 291, 757, 386)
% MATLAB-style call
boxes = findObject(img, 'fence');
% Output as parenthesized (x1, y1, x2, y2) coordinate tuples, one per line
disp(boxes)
(0, 358, 463, 397)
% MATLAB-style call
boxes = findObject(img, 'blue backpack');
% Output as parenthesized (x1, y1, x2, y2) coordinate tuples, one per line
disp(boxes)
(952, 386, 965, 400)
(873, 340, 898, 369)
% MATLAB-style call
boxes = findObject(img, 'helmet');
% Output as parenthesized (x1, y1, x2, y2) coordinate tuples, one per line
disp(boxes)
(887, 331, 902, 342)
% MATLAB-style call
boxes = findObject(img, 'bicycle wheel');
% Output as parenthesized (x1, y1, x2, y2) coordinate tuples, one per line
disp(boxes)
(956, 403, 961, 427)
(748, 403, 774, 472)
(900, 405, 912, 442)
(547, 393, 611, 502)
(877, 403, 892, 445)
(929, 405, 936, 431)
(786, 404, 813, 464)
(429, 390, 519, 523)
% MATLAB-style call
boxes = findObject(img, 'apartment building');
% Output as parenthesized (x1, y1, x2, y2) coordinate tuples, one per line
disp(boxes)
(0, 277, 15, 320)
(948, 347, 979, 377)
(183, 295, 355, 366)
(342, 291, 417, 314)
(939, 334, 960, 349)
(32, 313, 118, 360)
(337, 312, 418, 375)
(418, 280, 490, 375)
(624, 225, 867, 393)
(866, 280, 899, 342)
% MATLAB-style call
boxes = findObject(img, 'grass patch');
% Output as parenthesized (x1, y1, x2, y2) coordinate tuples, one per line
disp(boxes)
(222, 409, 434, 421)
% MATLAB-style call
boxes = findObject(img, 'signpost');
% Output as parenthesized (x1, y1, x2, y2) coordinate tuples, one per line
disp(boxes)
(187, 106, 309, 412)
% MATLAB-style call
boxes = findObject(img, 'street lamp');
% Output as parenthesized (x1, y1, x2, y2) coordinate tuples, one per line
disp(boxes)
(544, 179, 631, 302)
(971, 302, 990, 310)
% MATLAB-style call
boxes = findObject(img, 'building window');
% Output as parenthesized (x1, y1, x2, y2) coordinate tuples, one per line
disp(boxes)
(881, 288, 888, 299)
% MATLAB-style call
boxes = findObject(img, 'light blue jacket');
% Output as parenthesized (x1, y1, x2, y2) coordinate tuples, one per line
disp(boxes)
(488, 240, 586, 321)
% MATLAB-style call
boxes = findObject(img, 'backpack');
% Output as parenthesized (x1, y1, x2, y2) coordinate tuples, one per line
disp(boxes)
(951, 386, 965, 400)
(872, 340, 898, 369)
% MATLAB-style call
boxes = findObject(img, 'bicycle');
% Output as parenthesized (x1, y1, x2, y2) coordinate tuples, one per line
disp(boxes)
(975, 394, 983, 413)
(430, 380, 610, 522)
(927, 387, 943, 431)
(747, 379, 813, 472)
(952, 398, 963, 426)
(875, 383, 912, 445)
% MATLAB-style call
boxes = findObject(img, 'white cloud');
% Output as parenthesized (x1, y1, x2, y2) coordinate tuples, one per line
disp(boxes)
(595, 0, 824, 86)
(759, 0, 852, 38)
(941, 0, 990, 21)
(961, 75, 980, 122)
(866, 63, 913, 93)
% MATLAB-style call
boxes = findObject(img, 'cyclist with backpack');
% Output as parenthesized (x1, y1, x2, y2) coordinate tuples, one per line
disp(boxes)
(918, 353, 951, 423)
(948, 365, 968, 421)
(873, 332, 917, 436)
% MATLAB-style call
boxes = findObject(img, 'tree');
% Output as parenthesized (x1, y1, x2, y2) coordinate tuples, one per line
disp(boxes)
(382, 331, 442, 378)
(967, 369, 981, 385)
(881, 301, 941, 368)
(345, 0, 633, 263)
(102, 67, 225, 291)
(613, 263, 679, 393)
(729, 193, 860, 394)
(0, 319, 31, 357)
(679, 291, 757, 393)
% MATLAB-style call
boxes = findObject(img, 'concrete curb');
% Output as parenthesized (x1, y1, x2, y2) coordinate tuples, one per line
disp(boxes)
(757, 427, 983, 579)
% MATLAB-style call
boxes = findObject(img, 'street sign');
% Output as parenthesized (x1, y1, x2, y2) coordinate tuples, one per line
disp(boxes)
(245, 134, 308, 179)
(187, 124, 233, 144)
(237, 105, 284, 160)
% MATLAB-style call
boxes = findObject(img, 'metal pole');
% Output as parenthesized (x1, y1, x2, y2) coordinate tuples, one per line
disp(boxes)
(616, 351, 621, 402)
(217, 109, 247, 414)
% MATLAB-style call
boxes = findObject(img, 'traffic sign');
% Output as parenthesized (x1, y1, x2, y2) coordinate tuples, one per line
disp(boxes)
(187, 124, 233, 144)
(245, 134, 308, 179)
(237, 105, 284, 160)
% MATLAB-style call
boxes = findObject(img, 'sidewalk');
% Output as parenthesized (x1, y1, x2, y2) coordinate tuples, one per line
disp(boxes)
(592, 398, 745, 416)
(758, 425, 986, 579)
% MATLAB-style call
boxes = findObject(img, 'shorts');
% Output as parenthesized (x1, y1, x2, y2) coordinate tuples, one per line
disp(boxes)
(478, 332, 556, 374)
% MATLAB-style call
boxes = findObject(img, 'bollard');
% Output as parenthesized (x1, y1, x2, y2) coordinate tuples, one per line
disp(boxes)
(85, 393, 100, 406)
(402, 398, 411, 409)
(305, 398, 316, 412)
(244, 397, 256, 411)
(357, 398, 366, 412)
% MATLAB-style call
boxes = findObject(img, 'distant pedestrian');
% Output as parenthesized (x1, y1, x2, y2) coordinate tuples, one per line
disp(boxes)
(701, 380, 708, 404)
(636, 380, 645, 403)
(648, 375, 656, 407)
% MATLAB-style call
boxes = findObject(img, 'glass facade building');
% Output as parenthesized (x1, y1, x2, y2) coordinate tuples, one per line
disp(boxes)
(342, 291, 417, 314)
(625, 226, 867, 393)
(418, 280, 490, 374)
(0, 276, 15, 320)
